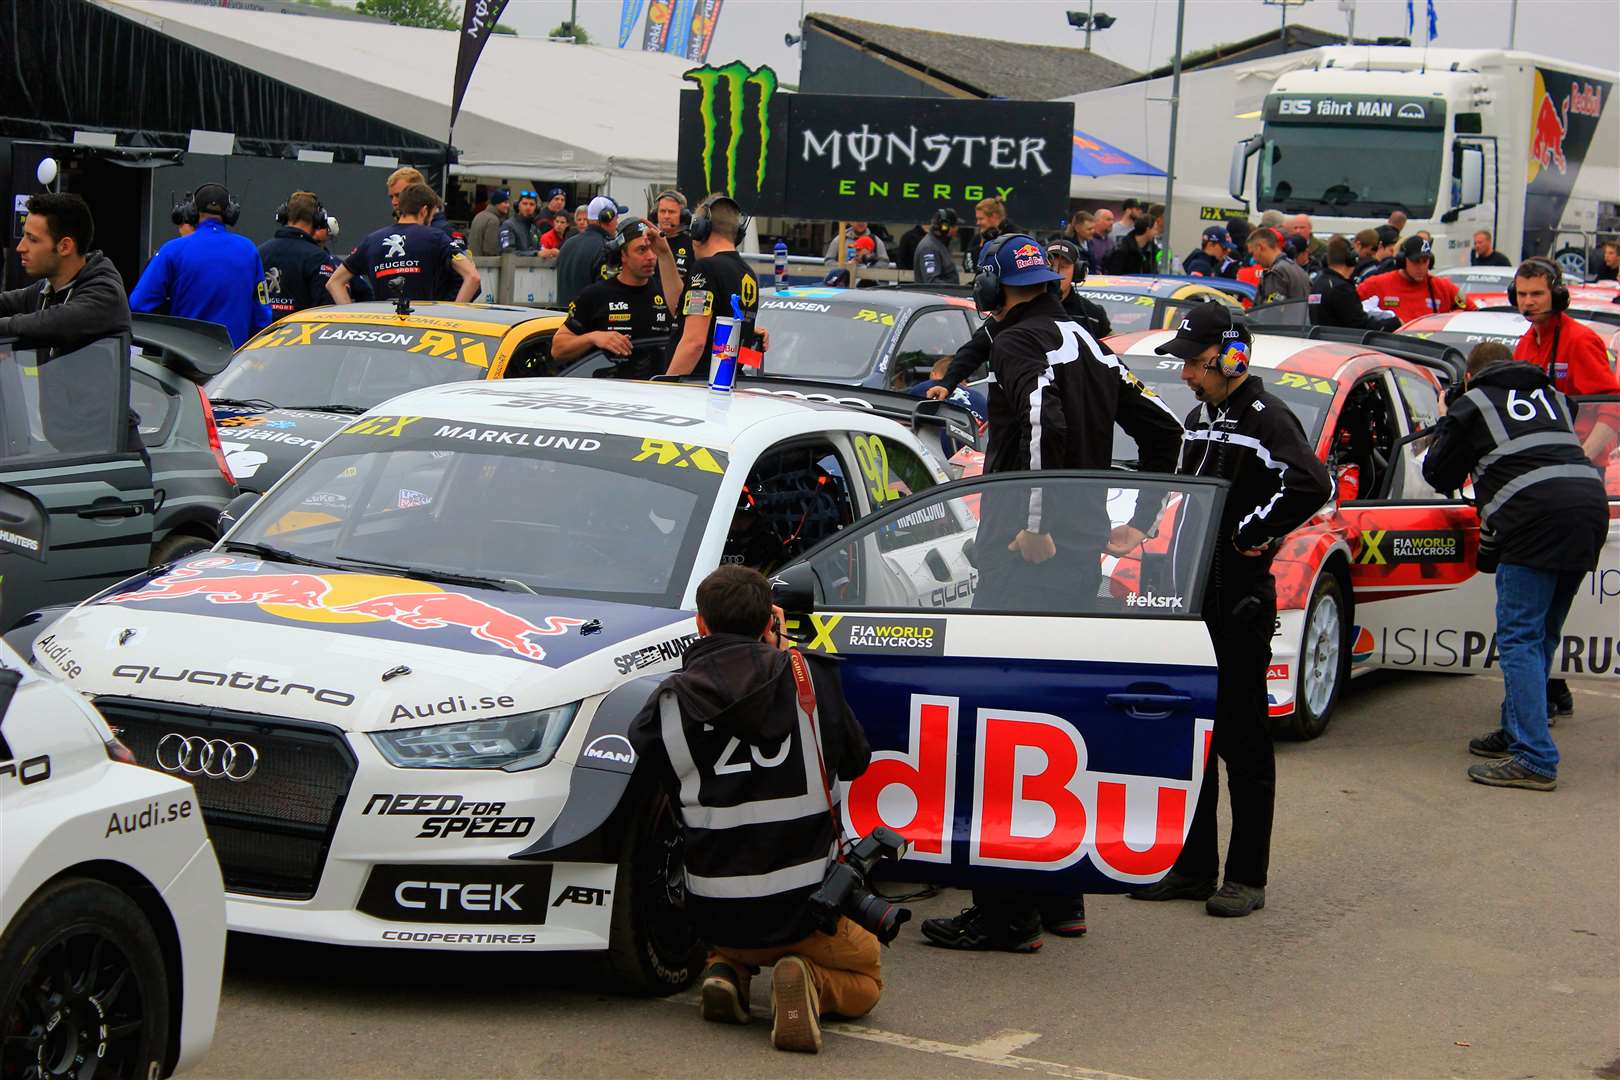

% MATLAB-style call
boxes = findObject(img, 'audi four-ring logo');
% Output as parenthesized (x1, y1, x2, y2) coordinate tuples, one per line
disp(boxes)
(155, 734, 260, 781)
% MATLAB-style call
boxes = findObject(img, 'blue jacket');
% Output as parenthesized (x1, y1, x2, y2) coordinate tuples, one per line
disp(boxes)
(130, 219, 273, 347)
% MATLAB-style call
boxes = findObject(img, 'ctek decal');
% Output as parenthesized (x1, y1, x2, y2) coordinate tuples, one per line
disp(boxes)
(684, 61, 779, 198)
(796, 614, 947, 656)
(844, 694, 1213, 883)
(358, 865, 552, 925)
(363, 793, 535, 839)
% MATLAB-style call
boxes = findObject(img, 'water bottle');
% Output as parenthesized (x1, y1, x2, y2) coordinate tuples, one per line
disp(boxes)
(709, 294, 743, 393)
(774, 239, 789, 294)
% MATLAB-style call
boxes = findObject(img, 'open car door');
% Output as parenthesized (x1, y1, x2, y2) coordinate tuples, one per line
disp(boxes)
(0, 337, 153, 629)
(776, 470, 1227, 895)
(1341, 392, 1619, 679)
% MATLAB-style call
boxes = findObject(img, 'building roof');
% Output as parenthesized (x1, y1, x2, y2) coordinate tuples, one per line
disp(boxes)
(1137, 24, 1383, 80)
(804, 13, 1138, 100)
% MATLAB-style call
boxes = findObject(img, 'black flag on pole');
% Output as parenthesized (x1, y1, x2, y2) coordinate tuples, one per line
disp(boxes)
(451, 0, 511, 128)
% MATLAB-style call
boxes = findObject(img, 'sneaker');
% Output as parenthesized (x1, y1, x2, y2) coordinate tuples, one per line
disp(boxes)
(700, 960, 751, 1025)
(770, 955, 822, 1053)
(1128, 872, 1217, 902)
(1039, 896, 1087, 938)
(1205, 881, 1266, 918)
(1468, 728, 1512, 758)
(1468, 758, 1556, 791)
(919, 907, 1042, 953)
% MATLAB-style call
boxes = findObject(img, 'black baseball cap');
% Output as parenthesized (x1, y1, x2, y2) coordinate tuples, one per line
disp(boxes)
(1046, 238, 1081, 264)
(1401, 234, 1434, 262)
(1375, 224, 1401, 246)
(1154, 301, 1247, 361)
(1284, 234, 1310, 258)
(193, 183, 231, 215)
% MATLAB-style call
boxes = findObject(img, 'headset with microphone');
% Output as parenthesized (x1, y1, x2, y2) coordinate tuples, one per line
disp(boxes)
(190, 184, 241, 227)
(689, 194, 750, 245)
(1203, 304, 1253, 377)
(654, 190, 693, 230)
(1506, 255, 1569, 312)
(604, 216, 652, 261)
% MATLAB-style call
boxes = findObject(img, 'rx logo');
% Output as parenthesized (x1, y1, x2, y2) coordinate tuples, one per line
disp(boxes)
(383, 233, 407, 258)
(633, 439, 724, 474)
(1357, 529, 1389, 565)
(552, 886, 611, 907)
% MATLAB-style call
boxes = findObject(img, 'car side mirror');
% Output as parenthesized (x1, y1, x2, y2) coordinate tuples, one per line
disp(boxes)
(770, 561, 817, 616)
(218, 491, 261, 534)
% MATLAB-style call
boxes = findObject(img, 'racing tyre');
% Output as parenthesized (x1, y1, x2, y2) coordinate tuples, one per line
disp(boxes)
(149, 531, 213, 568)
(0, 877, 171, 1080)
(1282, 573, 1349, 741)
(1551, 246, 1588, 282)
(600, 789, 701, 996)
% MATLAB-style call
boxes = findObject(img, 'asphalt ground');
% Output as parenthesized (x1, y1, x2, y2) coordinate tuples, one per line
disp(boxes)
(193, 669, 1619, 1080)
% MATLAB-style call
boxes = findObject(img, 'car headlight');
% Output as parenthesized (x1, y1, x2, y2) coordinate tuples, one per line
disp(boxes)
(368, 702, 580, 772)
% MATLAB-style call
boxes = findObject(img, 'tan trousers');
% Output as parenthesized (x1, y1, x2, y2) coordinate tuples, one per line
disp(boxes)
(708, 917, 883, 1018)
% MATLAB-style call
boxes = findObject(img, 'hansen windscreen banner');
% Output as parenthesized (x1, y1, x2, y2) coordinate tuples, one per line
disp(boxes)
(677, 63, 1074, 224)
(1523, 69, 1612, 257)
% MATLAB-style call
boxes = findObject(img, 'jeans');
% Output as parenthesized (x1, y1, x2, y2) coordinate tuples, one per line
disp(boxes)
(1494, 562, 1580, 778)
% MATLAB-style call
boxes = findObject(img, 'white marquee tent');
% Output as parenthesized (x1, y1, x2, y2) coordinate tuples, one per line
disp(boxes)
(94, 0, 687, 197)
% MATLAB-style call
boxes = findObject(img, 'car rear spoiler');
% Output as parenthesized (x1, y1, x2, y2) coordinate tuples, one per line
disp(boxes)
(667, 373, 982, 452)
(130, 313, 235, 384)
(1260, 324, 1467, 387)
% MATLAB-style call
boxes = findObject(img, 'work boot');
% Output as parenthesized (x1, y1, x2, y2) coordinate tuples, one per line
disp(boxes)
(920, 906, 1042, 953)
(770, 955, 822, 1053)
(1205, 881, 1266, 918)
(1128, 871, 1216, 902)
(699, 959, 751, 1025)
(1038, 895, 1087, 938)
(1468, 758, 1556, 791)
(1548, 679, 1573, 727)
(1468, 728, 1512, 758)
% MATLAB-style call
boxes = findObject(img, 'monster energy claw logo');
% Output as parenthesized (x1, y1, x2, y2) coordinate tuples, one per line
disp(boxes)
(684, 61, 778, 196)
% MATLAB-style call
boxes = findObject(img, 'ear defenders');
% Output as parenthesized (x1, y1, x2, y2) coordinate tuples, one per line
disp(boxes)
(689, 194, 751, 245)
(605, 216, 651, 260)
(170, 196, 199, 229)
(274, 197, 330, 233)
(1217, 330, 1251, 377)
(1506, 256, 1569, 312)
(191, 185, 241, 227)
(971, 233, 1013, 314)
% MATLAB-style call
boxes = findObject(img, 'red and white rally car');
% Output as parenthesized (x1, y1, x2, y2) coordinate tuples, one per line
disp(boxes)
(1401, 308, 1620, 371)
(1466, 283, 1620, 326)
(957, 329, 1620, 738)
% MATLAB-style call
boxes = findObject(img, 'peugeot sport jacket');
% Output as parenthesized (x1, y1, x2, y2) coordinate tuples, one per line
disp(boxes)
(1177, 374, 1333, 604)
(627, 634, 870, 948)
(1422, 361, 1607, 573)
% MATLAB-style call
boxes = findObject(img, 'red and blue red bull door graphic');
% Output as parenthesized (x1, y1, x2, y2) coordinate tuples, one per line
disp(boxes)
(1523, 69, 1611, 257)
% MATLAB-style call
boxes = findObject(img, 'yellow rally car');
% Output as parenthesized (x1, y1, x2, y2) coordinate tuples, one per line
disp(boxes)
(1075, 274, 1250, 334)
(207, 302, 567, 491)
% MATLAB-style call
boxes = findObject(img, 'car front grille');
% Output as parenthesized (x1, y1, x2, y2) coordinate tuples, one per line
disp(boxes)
(97, 698, 356, 900)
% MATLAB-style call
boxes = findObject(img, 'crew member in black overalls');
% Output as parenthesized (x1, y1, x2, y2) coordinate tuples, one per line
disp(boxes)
(1132, 304, 1331, 917)
(550, 217, 673, 379)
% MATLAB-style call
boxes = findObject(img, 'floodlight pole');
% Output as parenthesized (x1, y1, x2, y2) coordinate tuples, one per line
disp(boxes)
(1085, 0, 1095, 49)
(1160, 0, 1186, 273)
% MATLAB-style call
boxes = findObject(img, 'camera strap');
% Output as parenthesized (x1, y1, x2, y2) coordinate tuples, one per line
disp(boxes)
(787, 648, 844, 863)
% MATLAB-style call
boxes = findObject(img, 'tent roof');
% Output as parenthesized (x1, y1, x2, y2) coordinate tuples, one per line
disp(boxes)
(804, 13, 1138, 99)
(93, 0, 689, 181)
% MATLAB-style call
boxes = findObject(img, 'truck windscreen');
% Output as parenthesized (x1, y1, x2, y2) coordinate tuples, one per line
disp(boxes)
(1257, 125, 1444, 218)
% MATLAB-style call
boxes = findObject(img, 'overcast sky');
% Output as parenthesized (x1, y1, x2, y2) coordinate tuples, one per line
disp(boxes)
(496, 0, 1617, 78)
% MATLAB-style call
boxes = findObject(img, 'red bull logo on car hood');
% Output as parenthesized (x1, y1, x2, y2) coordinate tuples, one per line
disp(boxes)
(97, 556, 688, 666)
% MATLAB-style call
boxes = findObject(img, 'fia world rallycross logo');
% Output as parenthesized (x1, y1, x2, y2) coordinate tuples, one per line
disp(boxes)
(683, 61, 779, 197)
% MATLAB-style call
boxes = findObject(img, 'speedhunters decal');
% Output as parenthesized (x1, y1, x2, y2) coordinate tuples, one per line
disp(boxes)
(614, 632, 699, 674)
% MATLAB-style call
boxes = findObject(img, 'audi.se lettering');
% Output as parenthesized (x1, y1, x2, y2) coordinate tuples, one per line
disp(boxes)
(105, 798, 194, 837)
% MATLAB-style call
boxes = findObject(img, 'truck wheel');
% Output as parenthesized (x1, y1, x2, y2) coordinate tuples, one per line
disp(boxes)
(1283, 574, 1349, 740)
(1552, 246, 1588, 282)
(600, 790, 701, 995)
(0, 877, 171, 1080)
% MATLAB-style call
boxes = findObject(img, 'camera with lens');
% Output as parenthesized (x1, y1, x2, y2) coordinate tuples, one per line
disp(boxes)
(807, 826, 912, 944)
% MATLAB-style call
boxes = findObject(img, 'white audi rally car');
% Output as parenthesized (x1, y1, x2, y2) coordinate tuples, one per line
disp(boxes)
(14, 378, 1234, 995)
(1, 485, 224, 1078)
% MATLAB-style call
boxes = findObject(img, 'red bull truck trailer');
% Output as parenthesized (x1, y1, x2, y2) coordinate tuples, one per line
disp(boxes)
(1230, 47, 1617, 278)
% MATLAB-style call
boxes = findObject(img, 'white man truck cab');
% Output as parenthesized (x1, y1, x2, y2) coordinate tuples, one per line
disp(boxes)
(1231, 47, 1617, 276)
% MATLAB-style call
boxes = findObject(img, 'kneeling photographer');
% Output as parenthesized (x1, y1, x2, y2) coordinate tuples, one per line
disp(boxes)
(629, 566, 893, 1054)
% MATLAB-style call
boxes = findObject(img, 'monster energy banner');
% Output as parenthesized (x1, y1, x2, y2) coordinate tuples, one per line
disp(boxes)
(1521, 68, 1611, 257)
(678, 63, 1073, 222)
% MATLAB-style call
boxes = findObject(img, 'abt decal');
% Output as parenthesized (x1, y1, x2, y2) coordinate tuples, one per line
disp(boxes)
(843, 694, 1212, 883)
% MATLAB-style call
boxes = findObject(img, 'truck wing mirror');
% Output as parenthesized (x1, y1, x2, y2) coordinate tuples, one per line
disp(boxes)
(1230, 136, 1262, 202)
